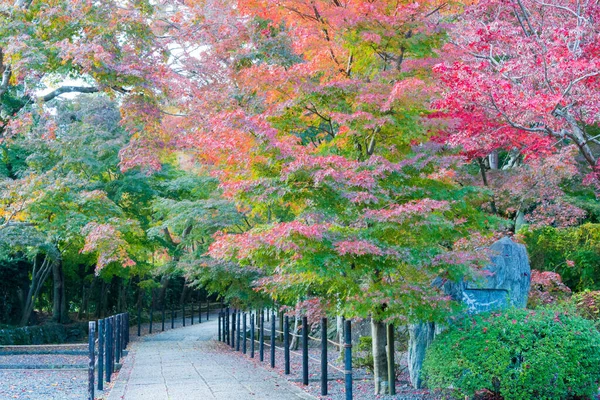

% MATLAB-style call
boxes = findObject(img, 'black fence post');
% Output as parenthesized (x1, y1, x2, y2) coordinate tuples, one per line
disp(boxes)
(226, 307, 230, 345)
(302, 316, 308, 386)
(270, 311, 275, 368)
(88, 321, 95, 400)
(344, 320, 352, 400)
(162, 303, 165, 332)
(387, 324, 395, 395)
(182, 303, 186, 327)
(284, 315, 290, 375)
(115, 314, 121, 364)
(125, 313, 129, 347)
(250, 313, 255, 358)
(236, 311, 241, 351)
(122, 313, 126, 350)
(242, 313, 247, 354)
(191, 300, 194, 325)
(321, 317, 328, 396)
(222, 311, 227, 342)
(206, 299, 209, 321)
(111, 316, 116, 374)
(97, 319, 104, 391)
(198, 300, 202, 324)
(105, 317, 112, 383)
(259, 310, 264, 362)
(231, 310, 236, 349)
(137, 304, 141, 337)
(171, 302, 175, 329)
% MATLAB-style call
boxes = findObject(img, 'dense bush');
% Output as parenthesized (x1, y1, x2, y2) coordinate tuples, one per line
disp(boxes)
(522, 224, 600, 291)
(527, 270, 571, 309)
(574, 290, 600, 325)
(422, 308, 600, 399)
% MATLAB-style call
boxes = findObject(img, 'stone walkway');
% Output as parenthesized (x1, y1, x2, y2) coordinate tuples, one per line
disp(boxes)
(107, 317, 314, 400)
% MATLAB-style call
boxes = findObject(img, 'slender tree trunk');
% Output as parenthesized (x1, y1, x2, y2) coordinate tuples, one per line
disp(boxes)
(179, 280, 188, 305)
(489, 150, 499, 170)
(158, 275, 169, 309)
(336, 315, 344, 356)
(20, 255, 53, 326)
(371, 319, 389, 394)
(96, 279, 107, 319)
(52, 259, 68, 324)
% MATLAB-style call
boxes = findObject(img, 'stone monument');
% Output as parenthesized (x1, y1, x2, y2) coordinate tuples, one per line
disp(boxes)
(408, 237, 531, 388)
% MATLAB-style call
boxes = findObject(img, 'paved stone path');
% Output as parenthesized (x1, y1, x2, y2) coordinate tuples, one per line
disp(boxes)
(107, 317, 314, 400)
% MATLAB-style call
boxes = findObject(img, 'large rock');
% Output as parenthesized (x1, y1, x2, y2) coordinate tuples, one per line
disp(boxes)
(408, 237, 531, 388)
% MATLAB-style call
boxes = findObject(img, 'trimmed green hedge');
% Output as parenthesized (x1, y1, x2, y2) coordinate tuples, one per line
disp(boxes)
(423, 308, 600, 399)
(0, 322, 87, 345)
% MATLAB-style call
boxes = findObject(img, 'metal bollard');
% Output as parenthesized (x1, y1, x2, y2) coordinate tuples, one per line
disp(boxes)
(88, 321, 95, 400)
(236, 311, 241, 351)
(182, 303, 186, 327)
(302, 316, 308, 386)
(321, 317, 328, 395)
(270, 312, 275, 368)
(387, 324, 395, 395)
(191, 301, 194, 325)
(242, 313, 247, 354)
(149, 304, 153, 334)
(97, 319, 104, 391)
(116, 314, 121, 363)
(344, 320, 352, 400)
(259, 311, 264, 362)
(162, 304, 165, 332)
(232, 311, 236, 349)
(250, 313, 255, 358)
(206, 299, 210, 321)
(125, 313, 129, 347)
(105, 317, 112, 382)
(226, 307, 230, 345)
(198, 300, 202, 324)
(284, 316, 290, 375)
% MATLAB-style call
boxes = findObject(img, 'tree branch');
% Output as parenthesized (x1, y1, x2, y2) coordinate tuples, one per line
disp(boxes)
(40, 86, 99, 102)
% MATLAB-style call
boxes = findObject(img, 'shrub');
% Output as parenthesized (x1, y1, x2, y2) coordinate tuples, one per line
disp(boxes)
(521, 224, 600, 291)
(354, 336, 374, 373)
(422, 308, 600, 400)
(574, 290, 600, 326)
(527, 270, 571, 309)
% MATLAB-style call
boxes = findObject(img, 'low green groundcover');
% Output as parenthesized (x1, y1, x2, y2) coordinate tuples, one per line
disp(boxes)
(422, 308, 600, 400)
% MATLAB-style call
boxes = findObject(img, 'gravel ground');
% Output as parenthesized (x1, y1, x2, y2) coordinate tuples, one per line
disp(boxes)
(0, 354, 87, 367)
(0, 369, 87, 399)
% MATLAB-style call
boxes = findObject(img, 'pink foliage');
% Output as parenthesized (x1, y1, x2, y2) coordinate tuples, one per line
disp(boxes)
(365, 199, 450, 223)
(335, 240, 384, 256)
(81, 222, 136, 273)
(434, 0, 600, 171)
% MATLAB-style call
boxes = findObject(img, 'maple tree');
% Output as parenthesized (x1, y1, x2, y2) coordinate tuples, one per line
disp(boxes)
(433, 0, 600, 183)
(148, 0, 503, 393)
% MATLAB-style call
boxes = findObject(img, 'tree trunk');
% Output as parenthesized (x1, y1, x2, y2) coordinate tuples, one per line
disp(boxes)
(96, 280, 107, 319)
(179, 280, 188, 305)
(20, 255, 54, 326)
(52, 259, 68, 324)
(157, 275, 169, 308)
(489, 150, 499, 169)
(371, 319, 389, 394)
(336, 315, 344, 356)
(289, 316, 300, 350)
